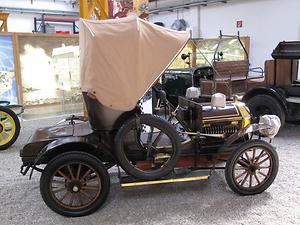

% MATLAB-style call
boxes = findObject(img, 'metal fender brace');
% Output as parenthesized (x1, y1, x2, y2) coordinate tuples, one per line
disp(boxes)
(219, 123, 274, 153)
(20, 147, 47, 179)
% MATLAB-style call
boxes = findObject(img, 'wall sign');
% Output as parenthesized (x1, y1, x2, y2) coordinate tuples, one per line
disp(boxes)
(236, 20, 243, 28)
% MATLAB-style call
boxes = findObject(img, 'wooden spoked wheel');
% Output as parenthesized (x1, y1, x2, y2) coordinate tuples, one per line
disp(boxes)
(40, 152, 110, 217)
(225, 140, 279, 195)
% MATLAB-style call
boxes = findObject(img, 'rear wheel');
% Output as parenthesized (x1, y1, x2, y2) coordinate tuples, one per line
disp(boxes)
(0, 106, 20, 150)
(225, 140, 279, 195)
(115, 114, 181, 180)
(40, 151, 110, 217)
(246, 94, 285, 126)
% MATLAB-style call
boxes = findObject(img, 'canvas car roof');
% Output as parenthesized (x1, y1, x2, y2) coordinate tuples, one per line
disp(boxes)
(80, 16, 190, 111)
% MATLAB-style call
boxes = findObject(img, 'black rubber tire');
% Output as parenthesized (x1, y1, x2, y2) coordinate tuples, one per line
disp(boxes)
(0, 106, 21, 150)
(246, 94, 285, 127)
(225, 139, 279, 196)
(115, 114, 181, 180)
(40, 151, 110, 217)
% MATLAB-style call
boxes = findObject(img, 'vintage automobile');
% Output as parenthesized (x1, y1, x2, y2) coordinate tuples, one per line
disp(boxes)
(243, 41, 300, 125)
(159, 32, 266, 109)
(20, 17, 280, 217)
(0, 101, 22, 150)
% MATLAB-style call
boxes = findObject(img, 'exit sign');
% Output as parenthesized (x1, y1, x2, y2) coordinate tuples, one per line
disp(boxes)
(236, 20, 243, 28)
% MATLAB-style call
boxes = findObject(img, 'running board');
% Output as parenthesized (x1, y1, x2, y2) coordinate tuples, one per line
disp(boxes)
(286, 96, 300, 104)
(120, 171, 210, 188)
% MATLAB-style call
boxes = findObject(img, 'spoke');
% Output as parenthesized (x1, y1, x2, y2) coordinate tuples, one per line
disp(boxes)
(258, 171, 267, 177)
(254, 173, 261, 185)
(257, 156, 270, 165)
(244, 151, 251, 162)
(134, 126, 142, 146)
(237, 159, 250, 167)
(252, 148, 256, 163)
(77, 193, 84, 206)
(240, 173, 250, 186)
(57, 170, 70, 181)
(249, 174, 253, 188)
(67, 164, 75, 180)
(83, 177, 99, 184)
(4, 125, 12, 130)
(147, 127, 154, 148)
(52, 187, 67, 194)
(254, 150, 266, 163)
(58, 191, 70, 202)
(0, 116, 7, 122)
(80, 169, 92, 182)
(235, 170, 248, 180)
(152, 130, 163, 147)
(80, 189, 92, 199)
(76, 164, 82, 180)
(69, 193, 75, 206)
(259, 166, 271, 169)
(81, 185, 99, 191)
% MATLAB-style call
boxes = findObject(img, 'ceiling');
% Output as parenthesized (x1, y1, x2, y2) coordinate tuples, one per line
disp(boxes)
(149, 0, 233, 14)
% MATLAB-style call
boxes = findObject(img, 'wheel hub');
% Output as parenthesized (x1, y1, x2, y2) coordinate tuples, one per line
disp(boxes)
(67, 180, 82, 193)
(249, 164, 258, 173)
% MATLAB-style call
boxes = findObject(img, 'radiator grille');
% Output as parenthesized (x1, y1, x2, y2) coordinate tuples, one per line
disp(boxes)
(203, 125, 239, 136)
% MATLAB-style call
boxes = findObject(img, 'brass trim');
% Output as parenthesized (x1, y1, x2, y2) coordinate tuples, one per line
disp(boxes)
(203, 117, 242, 123)
(121, 175, 210, 187)
(236, 104, 251, 128)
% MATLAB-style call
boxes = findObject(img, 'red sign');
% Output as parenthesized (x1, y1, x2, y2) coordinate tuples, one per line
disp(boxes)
(236, 20, 243, 28)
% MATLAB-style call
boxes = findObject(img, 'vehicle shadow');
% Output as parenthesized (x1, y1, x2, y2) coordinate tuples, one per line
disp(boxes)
(99, 171, 273, 225)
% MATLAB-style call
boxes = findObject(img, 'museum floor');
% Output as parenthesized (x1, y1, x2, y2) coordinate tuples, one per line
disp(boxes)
(0, 117, 299, 225)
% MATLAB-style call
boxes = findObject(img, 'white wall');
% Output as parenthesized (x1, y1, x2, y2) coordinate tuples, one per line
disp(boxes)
(1, 0, 78, 33)
(150, 0, 300, 68)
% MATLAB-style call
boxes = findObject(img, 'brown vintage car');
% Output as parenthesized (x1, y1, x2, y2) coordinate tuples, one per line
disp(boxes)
(20, 17, 279, 217)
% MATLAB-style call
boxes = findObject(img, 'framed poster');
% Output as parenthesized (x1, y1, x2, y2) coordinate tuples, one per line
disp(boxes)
(0, 34, 18, 104)
(16, 34, 81, 106)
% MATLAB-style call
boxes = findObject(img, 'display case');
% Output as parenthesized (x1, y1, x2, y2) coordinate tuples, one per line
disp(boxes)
(15, 33, 81, 107)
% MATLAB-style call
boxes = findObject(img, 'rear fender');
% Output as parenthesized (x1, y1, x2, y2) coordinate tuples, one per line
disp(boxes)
(36, 136, 115, 164)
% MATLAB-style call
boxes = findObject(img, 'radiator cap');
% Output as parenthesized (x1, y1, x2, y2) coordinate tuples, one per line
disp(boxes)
(211, 93, 226, 108)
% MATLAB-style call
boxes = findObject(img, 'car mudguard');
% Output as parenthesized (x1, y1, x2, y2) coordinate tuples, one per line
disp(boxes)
(35, 136, 97, 163)
(242, 86, 287, 112)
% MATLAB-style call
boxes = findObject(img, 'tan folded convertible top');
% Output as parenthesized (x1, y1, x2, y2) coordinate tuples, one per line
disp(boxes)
(80, 16, 190, 111)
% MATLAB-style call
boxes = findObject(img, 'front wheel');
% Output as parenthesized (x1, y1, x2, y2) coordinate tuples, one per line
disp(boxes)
(225, 139, 279, 195)
(0, 106, 20, 150)
(40, 151, 110, 217)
